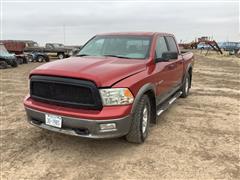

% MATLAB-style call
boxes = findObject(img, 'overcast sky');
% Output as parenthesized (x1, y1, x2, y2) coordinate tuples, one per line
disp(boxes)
(1, 0, 239, 45)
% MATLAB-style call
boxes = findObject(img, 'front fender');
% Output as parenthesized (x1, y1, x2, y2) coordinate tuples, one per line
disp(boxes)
(131, 83, 156, 114)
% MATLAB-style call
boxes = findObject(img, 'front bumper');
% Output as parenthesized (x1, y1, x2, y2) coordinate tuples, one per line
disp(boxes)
(25, 107, 132, 139)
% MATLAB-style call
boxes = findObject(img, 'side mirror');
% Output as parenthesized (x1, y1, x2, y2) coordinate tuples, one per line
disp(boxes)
(161, 52, 178, 61)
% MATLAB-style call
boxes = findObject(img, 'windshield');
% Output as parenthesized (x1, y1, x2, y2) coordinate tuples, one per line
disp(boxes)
(53, 44, 64, 48)
(27, 42, 39, 47)
(77, 35, 152, 59)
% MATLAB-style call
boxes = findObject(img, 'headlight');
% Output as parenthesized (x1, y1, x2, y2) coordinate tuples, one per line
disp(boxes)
(100, 88, 134, 106)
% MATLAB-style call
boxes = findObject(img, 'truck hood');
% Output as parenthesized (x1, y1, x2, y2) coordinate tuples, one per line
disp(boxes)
(0, 53, 16, 60)
(30, 56, 147, 87)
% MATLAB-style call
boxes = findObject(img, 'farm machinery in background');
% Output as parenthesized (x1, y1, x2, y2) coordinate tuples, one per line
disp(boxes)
(179, 37, 240, 58)
(179, 36, 223, 55)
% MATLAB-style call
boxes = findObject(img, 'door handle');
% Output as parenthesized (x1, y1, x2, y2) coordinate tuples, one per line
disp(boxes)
(168, 64, 176, 69)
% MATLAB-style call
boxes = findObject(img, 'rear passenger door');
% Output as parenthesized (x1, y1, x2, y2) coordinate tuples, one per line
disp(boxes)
(165, 36, 184, 88)
(154, 36, 176, 102)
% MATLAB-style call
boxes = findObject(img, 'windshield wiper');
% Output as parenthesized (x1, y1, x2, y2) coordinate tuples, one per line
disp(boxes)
(103, 55, 131, 59)
(76, 54, 91, 57)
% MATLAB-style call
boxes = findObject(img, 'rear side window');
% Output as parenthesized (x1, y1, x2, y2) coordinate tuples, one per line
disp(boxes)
(166, 36, 178, 53)
(156, 36, 168, 58)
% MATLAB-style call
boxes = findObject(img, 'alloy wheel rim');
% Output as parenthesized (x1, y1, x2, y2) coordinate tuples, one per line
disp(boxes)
(142, 105, 148, 133)
(39, 57, 43, 62)
(185, 77, 189, 93)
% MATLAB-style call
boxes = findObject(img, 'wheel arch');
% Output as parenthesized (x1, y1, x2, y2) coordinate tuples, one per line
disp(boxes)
(183, 64, 193, 88)
(131, 83, 157, 124)
(188, 66, 193, 88)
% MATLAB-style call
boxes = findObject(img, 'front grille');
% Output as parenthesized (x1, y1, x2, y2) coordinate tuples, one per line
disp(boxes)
(30, 75, 102, 110)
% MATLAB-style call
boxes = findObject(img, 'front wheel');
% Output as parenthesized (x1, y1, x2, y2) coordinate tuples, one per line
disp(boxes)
(181, 73, 190, 98)
(125, 95, 151, 143)
(0, 61, 8, 69)
(37, 56, 45, 62)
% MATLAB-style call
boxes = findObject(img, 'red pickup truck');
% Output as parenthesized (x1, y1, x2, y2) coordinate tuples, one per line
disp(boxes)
(24, 32, 194, 143)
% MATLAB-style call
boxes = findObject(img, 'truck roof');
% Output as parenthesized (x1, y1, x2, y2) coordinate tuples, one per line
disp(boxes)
(97, 32, 173, 36)
(0, 40, 35, 43)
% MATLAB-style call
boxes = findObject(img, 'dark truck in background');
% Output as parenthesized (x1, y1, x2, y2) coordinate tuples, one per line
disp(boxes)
(1, 40, 75, 62)
(220, 42, 240, 57)
(24, 32, 194, 143)
(24, 42, 73, 59)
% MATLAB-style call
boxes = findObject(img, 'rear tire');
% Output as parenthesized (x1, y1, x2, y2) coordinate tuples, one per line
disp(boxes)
(181, 72, 190, 98)
(37, 55, 45, 62)
(16, 58, 23, 65)
(125, 95, 151, 143)
(236, 50, 240, 58)
(45, 56, 50, 62)
(58, 53, 65, 59)
(27, 55, 33, 62)
(0, 61, 8, 69)
(23, 57, 28, 64)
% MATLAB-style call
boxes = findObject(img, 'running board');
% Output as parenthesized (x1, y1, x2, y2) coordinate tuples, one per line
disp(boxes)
(157, 91, 182, 116)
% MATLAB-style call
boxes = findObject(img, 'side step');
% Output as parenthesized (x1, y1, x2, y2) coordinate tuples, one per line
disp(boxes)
(157, 91, 182, 116)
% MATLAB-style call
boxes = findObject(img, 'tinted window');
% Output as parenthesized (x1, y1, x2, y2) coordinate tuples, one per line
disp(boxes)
(78, 35, 151, 59)
(155, 36, 168, 58)
(166, 36, 178, 53)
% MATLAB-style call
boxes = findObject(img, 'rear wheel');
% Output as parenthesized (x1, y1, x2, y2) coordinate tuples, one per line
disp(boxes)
(58, 53, 65, 59)
(125, 95, 151, 143)
(45, 56, 50, 62)
(37, 55, 45, 62)
(23, 57, 28, 64)
(236, 50, 240, 58)
(11, 59, 18, 67)
(27, 55, 33, 62)
(181, 72, 190, 98)
(16, 58, 23, 65)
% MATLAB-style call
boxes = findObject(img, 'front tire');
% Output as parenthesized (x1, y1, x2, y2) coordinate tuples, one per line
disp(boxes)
(181, 72, 190, 98)
(125, 95, 151, 143)
(11, 59, 18, 67)
(0, 61, 8, 69)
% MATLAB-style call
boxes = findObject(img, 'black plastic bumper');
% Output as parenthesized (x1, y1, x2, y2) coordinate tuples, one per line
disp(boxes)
(25, 108, 132, 139)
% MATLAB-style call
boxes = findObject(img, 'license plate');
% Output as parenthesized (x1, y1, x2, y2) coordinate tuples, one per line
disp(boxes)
(45, 114, 62, 128)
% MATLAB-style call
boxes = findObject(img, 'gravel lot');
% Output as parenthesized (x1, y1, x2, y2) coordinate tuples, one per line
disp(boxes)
(1, 52, 239, 179)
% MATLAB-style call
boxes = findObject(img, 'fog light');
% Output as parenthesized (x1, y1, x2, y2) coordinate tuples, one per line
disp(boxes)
(99, 123, 117, 132)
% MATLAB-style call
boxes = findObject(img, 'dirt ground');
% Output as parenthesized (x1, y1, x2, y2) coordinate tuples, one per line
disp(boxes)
(1, 52, 239, 179)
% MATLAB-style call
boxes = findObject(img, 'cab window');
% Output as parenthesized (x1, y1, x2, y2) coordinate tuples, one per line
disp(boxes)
(166, 36, 178, 53)
(155, 36, 168, 59)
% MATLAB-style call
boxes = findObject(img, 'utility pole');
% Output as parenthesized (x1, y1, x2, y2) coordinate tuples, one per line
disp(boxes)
(0, 0, 3, 40)
(63, 24, 66, 44)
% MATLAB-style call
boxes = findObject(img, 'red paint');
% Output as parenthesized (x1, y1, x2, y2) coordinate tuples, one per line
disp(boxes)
(24, 32, 194, 120)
